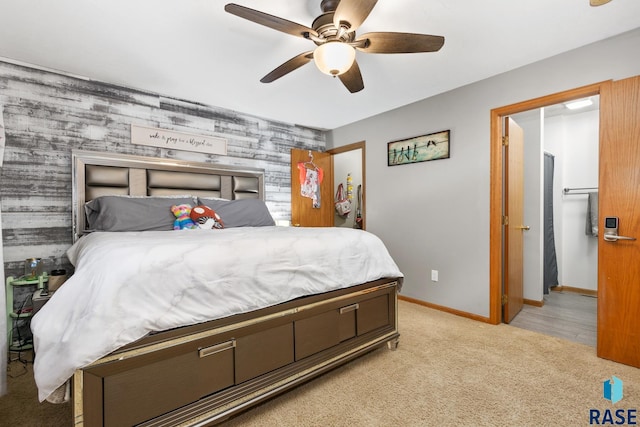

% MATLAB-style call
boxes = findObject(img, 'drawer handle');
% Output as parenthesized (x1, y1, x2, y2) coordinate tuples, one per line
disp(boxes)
(339, 303, 359, 314)
(199, 339, 236, 358)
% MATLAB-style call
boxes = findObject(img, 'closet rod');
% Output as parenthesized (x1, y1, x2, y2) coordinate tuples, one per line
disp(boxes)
(563, 187, 598, 195)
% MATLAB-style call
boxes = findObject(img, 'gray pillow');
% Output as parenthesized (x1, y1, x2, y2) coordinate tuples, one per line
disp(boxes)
(197, 198, 275, 228)
(85, 195, 196, 232)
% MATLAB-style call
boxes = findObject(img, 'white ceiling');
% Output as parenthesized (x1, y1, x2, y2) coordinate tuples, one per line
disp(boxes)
(0, 0, 639, 130)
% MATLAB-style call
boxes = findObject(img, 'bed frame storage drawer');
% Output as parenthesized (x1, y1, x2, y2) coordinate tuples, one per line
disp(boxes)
(294, 295, 380, 360)
(235, 323, 294, 383)
(295, 310, 340, 360)
(357, 294, 390, 335)
(94, 338, 235, 427)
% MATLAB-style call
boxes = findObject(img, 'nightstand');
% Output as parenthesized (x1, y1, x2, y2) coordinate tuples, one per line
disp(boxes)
(5, 274, 48, 351)
(32, 289, 53, 315)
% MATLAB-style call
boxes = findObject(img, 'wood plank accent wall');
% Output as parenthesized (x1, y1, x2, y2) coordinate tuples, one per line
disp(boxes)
(0, 60, 326, 278)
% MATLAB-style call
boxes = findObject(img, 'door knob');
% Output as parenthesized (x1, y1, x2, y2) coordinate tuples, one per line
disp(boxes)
(518, 225, 531, 231)
(603, 217, 635, 242)
(603, 233, 636, 242)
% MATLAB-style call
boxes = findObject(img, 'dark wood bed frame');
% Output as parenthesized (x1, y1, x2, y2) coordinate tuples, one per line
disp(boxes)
(69, 150, 400, 426)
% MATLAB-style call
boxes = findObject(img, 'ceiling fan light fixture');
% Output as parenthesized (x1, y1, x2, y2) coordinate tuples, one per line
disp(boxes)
(313, 42, 356, 76)
(225, 1, 445, 92)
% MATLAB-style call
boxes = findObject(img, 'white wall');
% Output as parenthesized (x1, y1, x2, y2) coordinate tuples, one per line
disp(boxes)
(550, 110, 599, 291)
(327, 28, 640, 318)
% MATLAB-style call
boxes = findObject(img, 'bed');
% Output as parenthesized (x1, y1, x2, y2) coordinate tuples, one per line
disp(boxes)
(30, 150, 403, 426)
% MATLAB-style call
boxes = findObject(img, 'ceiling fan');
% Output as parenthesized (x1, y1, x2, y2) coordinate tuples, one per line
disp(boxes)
(224, 0, 445, 93)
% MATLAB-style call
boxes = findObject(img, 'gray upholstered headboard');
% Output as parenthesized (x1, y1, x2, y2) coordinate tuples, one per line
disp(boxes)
(72, 150, 265, 240)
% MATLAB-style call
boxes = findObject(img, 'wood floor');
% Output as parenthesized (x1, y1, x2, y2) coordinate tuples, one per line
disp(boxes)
(509, 290, 597, 347)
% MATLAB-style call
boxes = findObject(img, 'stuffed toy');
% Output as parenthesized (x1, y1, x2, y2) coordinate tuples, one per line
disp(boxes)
(171, 204, 198, 230)
(190, 205, 224, 229)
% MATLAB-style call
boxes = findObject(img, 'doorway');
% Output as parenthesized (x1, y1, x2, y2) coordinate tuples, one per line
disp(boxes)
(515, 99, 600, 294)
(291, 142, 365, 228)
(492, 76, 640, 368)
(508, 98, 599, 346)
(328, 141, 366, 230)
(489, 82, 603, 325)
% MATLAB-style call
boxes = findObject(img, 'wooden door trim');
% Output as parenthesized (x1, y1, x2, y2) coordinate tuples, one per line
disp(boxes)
(489, 81, 608, 324)
(328, 141, 366, 230)
(327, 141, 365, 155)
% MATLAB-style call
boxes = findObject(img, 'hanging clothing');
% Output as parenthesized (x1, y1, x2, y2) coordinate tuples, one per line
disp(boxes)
(297, 162, 324, 208)
(585, 192, 599, 237)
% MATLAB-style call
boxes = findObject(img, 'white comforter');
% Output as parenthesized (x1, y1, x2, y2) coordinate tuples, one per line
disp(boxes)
(31, 226, 403, 402)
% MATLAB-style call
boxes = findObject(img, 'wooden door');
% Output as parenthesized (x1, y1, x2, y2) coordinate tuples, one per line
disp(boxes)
(291, 148, 333, 227)
(504, 117, 525, 323)
(597, 76, 640, 367)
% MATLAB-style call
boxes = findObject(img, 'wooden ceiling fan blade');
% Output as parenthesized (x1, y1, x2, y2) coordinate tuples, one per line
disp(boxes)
(590, 0, 612, 5)
(225, 3, 318, 39)
(333, 0, 378, 33)
(357, 32, 445, 53)
(338, 60, 364, 93)
(260, 51, 314, 83)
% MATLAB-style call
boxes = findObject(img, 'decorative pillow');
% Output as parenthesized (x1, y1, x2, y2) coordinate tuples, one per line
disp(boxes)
(171, 204, 198, 230)
(190, 205, 225, 229)
(85, 195, 197, 232)
(196, 198, 275, 228)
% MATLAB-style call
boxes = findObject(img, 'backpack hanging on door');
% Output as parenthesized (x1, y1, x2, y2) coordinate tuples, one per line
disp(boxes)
(334, 183, 351, 216)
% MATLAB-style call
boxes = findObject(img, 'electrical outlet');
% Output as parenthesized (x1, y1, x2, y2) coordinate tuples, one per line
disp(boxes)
(431, 270, 438, 282)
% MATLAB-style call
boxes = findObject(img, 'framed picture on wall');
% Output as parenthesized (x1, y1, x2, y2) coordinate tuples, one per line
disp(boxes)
(387, 129, 450, 166)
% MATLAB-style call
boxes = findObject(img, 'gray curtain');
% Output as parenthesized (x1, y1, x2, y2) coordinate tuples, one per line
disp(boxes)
(543, 152, 559, 294)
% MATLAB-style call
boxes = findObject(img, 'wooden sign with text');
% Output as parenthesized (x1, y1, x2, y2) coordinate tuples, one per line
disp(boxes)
(131, 124, 227, 155)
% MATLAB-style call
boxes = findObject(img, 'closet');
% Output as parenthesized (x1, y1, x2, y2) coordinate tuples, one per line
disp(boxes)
(513, 96, 599, 302)
(508, 97, 599, 347)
